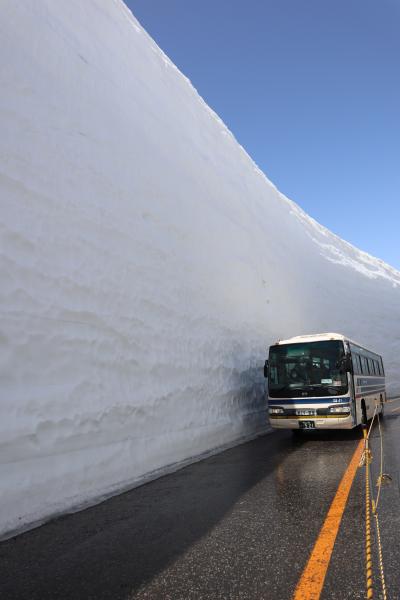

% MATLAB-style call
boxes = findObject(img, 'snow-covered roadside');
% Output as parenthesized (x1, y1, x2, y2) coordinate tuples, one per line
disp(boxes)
(0, 0, 399, 538)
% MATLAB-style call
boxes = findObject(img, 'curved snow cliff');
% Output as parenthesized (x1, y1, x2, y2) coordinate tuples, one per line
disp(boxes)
(1, 0, 399, 538)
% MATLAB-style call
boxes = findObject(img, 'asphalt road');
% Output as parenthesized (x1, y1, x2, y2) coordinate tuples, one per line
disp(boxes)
(1, 400, 400, 600)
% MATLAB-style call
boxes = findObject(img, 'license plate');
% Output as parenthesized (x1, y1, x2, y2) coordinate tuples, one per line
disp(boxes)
(299, 420, 315, 429)
(296, 409, 316, 416)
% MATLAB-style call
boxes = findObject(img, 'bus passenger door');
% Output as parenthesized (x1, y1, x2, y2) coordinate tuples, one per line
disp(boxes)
(348, 366, 357, 426)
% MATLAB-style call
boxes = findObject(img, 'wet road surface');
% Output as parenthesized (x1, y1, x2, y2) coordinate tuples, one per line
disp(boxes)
(1, 399, 400, 600)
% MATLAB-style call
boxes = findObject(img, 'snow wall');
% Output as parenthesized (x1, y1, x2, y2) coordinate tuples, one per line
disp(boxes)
(1, 0, 399, 539)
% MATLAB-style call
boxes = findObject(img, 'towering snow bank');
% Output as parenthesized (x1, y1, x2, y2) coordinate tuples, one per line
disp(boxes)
(0, 0, 399, 538)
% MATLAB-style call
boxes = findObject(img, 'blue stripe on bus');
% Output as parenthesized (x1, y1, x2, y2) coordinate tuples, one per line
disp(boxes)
(356, 390, 386, 398)
(268, 397, 350, 405)
(357, 386, 385, 391)
(357, 378, 385, 386)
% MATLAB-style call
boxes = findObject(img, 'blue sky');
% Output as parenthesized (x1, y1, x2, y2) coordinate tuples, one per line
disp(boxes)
(127, 1, 400, 270)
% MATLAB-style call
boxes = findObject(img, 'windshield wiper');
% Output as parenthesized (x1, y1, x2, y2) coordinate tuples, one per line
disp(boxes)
(287, 385, 315, 392)
(300, 383, 346, 389)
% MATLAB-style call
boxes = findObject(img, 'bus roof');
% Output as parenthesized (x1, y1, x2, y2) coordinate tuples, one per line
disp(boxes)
(273, 333, 354, 346)
(270, 333, 383, 362)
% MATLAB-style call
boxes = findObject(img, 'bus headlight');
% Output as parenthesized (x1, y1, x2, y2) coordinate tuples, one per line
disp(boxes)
(269, 407, 285, 415)
(329, 405, 351, 414)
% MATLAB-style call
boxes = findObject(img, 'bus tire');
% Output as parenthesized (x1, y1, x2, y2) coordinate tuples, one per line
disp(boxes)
(361, 401, 368, 427)
(380, 395, 385, 418)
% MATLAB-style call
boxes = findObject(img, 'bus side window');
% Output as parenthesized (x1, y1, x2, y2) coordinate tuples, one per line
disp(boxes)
(369, 359, 374, 375)
(374, 360, 379, 376)
(361, 356, 368, 375)
(353, 353, 360, 374)
(380, 357, 385, 376)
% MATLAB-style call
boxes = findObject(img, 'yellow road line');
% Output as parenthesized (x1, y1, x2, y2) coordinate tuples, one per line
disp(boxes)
(293, 438, 364, 600)
(391, 405, 400, 414)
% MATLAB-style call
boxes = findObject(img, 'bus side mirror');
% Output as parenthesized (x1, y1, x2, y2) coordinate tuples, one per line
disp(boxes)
(264, 360, 269, 378)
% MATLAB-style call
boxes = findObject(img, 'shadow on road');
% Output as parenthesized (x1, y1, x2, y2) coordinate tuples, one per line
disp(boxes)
(0, 420, 369, 600)
(0, 431, 294, 600)
(291, 426, 364, 443)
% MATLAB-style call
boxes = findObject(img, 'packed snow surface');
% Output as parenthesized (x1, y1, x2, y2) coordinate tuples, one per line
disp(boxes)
(1, 0, 399, 538)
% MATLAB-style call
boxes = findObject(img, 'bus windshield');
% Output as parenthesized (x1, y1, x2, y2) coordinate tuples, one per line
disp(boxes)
(268, 340, 348, 398)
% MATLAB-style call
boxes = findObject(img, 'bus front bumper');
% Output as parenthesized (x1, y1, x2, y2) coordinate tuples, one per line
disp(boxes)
(269, 414, 355, 430)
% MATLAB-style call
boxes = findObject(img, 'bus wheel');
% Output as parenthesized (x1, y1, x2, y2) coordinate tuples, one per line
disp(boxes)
(380, 396, 385, 418)
(361, 401, 368, 428)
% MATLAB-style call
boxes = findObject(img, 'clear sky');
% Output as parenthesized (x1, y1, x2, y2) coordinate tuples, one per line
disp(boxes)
(127, 0, 400, 270)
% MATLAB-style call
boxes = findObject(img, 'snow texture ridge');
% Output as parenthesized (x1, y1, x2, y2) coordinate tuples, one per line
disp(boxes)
(0, 0, 399, 538)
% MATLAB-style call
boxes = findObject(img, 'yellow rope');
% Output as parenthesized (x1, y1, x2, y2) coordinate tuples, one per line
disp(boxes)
(371, 412, 388, 600)
(374, 511, 387, 600)
(363, 404, 388, 600)
(374, 412, 384, 511)
(364, 428, 373, 599)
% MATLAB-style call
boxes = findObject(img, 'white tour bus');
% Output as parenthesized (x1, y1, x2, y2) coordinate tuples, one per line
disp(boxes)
(264, 333, 386, 430)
